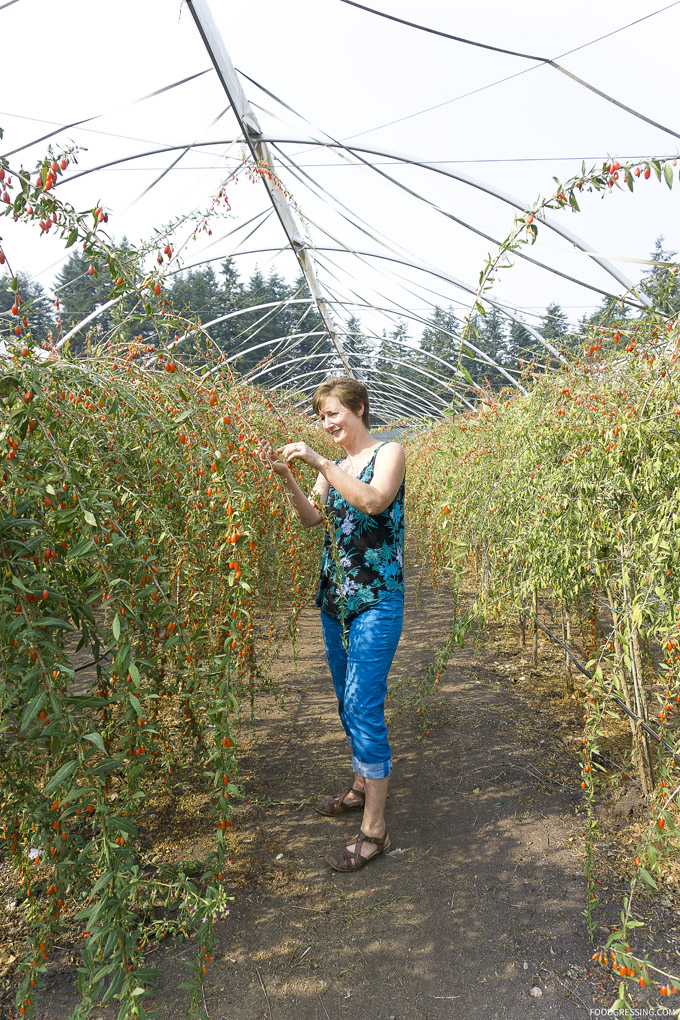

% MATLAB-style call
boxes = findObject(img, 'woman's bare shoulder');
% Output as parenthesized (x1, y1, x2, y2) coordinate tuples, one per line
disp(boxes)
(374, 440, 405, 462)
(372, 441, 405, 484)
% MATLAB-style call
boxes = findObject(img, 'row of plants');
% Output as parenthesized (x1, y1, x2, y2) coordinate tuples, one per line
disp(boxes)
(405, 151, 680, 1016)
(0, 134, 336, 1019)
(0, 341, 331, 1019)
(405, 300, 680, 1012)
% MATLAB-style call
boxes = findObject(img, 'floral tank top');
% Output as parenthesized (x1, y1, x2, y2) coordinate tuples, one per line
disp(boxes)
(315, 443, 405, 621)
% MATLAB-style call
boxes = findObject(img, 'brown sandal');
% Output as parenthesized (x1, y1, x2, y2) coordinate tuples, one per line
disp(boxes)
(315, 785, 365, 817)
(325, 828, 391, 871)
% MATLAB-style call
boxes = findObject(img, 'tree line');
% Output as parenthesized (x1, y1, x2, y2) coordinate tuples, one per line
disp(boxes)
(1, 236, 678, 414)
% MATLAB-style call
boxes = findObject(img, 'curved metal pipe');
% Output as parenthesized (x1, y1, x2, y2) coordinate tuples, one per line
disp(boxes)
(271, 364, 443, 419)
(247, 348, 453, 403)
(61, 135, 649, 303)
(248, 351, 465, 415)
(176, 246, 561, 375)
(258, 137, 650, 304)
(269, 359, 451, 416)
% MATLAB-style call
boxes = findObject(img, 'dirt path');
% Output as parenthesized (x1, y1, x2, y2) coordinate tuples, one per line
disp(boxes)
(18, 575, 672, 1019)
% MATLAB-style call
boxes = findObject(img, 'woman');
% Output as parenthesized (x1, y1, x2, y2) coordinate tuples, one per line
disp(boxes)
(260, 377, 405, 871)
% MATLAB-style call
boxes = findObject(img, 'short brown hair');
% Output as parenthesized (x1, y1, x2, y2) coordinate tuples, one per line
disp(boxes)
(312, 377, 370, 429)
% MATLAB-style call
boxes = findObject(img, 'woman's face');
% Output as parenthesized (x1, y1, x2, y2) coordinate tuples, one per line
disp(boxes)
(318, 394, 364, 446)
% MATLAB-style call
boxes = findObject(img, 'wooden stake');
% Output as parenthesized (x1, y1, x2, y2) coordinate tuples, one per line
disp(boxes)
(532, 589, 538, 667)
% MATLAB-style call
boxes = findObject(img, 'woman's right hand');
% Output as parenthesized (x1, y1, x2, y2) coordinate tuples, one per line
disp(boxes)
(258, 439, 291, 477)
(258, 439, 326, 528)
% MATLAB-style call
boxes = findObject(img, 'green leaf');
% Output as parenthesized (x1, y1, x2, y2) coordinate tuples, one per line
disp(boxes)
(109, 815, 137, 836)
(664, 162, 674, 189)
(35, 616, 75, 630)
(66, 228, 78, 248)
(129, 693, 143, 718)
(100, 966, 125, 1004)
(84, 731, 107, 755)
(67, 537, 95, 560)
(112, 615, 121, 641)
(45, 759, 79, 794)
(91, 870, 114, 895)
(639, 867, 657, 890)
(11, 574, 31, 593)
(20, 689, 47, 731)
(83, 510, 97, 527)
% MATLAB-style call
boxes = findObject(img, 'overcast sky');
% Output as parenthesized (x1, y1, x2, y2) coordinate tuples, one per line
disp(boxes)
(1, 0, 680, 348)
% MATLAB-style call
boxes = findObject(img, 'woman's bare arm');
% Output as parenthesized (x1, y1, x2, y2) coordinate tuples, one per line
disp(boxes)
(279, 441, 405, 517)
(258, 441, 327, 528)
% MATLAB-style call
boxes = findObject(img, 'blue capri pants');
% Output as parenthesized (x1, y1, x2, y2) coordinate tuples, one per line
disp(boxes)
(320, 592, 404, 779)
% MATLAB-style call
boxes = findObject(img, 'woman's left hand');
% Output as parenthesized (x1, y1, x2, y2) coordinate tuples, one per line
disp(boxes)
(277, 441, 323, 470)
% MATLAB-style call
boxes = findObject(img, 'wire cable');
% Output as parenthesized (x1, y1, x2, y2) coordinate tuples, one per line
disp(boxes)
(270, 140, 635, 306)
(4, 68, 213, 157)
(336, 0, 680, 142)
(221, 66, 645, 299)
(121, 105, 231, 212)
(339, 2, 680, 142)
